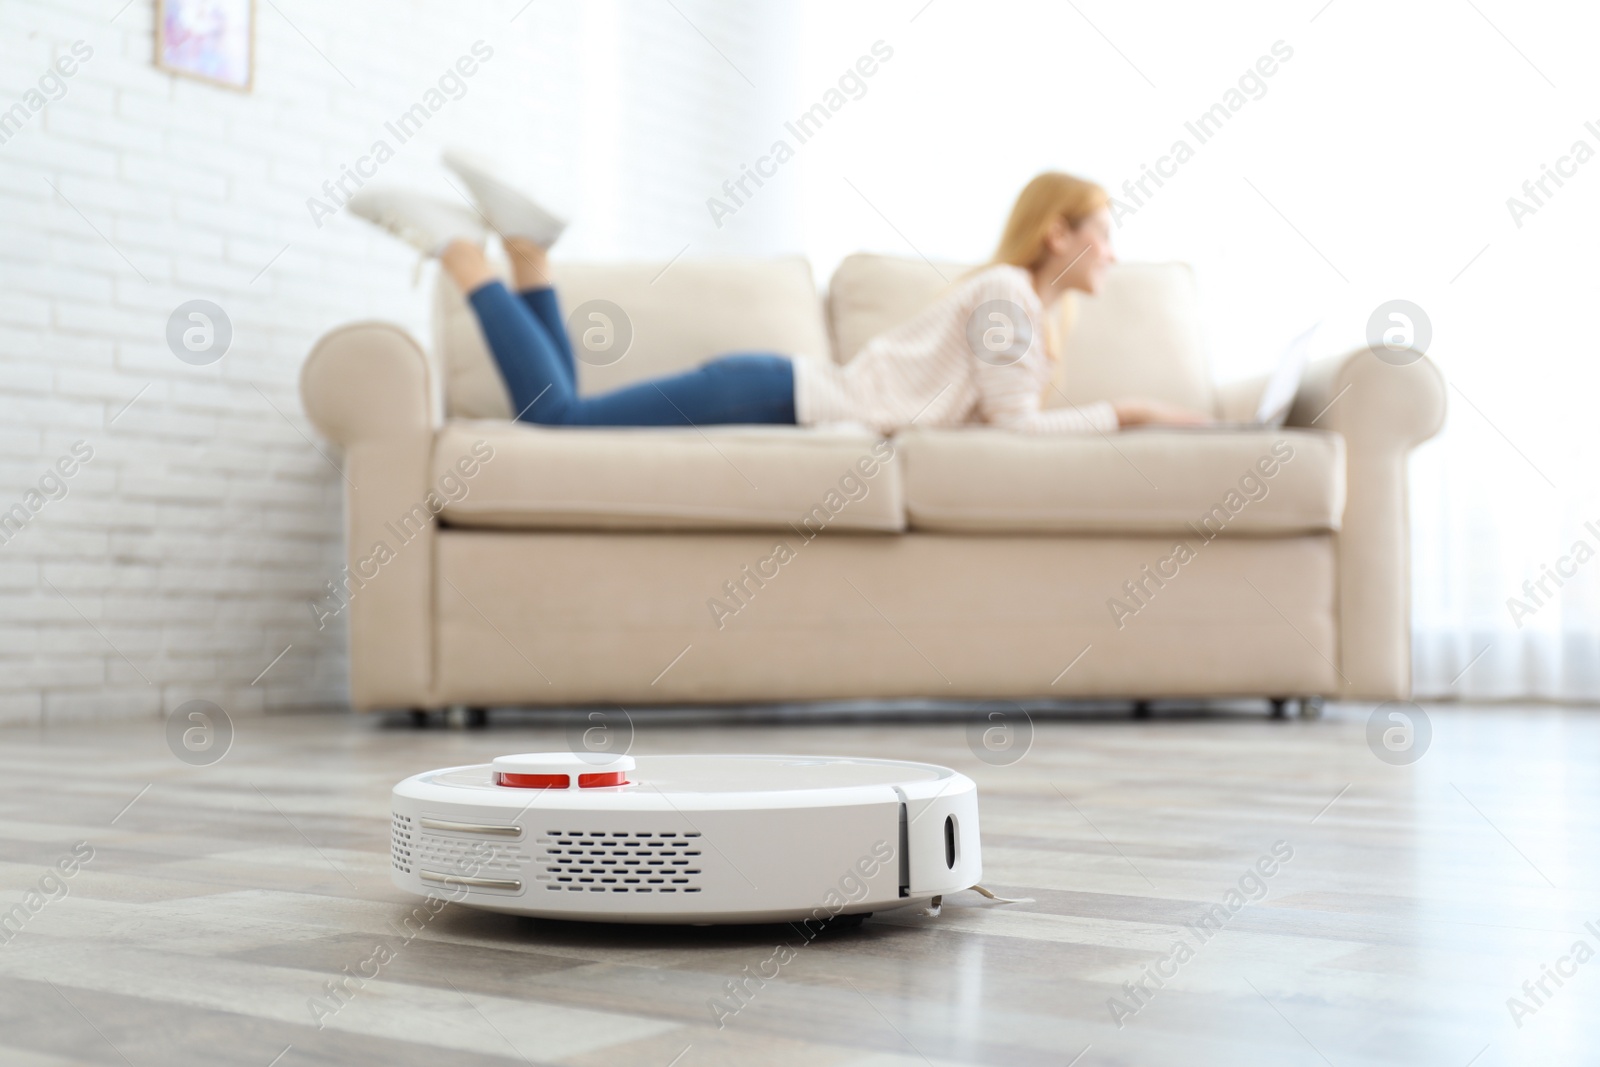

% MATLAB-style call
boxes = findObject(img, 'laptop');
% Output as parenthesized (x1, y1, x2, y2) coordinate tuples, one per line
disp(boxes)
(1244, 320, 1321, 429)
(1136, 321, 1320, 431)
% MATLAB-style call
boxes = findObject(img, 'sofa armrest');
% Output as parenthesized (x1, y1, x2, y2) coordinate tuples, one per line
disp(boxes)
(1286, 346, 1445, 445)
(301, 321, 439, 444)
(1220, 346, 1445, 699)
(301, 322, 440, 711)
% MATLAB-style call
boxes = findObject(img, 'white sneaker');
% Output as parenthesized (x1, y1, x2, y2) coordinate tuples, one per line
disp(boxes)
(442, 149, 567, 248)
(347, 187, 487, 255)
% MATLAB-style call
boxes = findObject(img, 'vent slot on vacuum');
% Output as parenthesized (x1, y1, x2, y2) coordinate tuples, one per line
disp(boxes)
(391, 813, 414, 874)
(536, 830, 706, 894)
(410, 827, 527, 881)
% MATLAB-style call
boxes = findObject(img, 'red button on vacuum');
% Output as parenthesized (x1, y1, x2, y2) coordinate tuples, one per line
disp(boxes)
(578, 770, 628, 788)
(495, 770, 629, 789)
(495, 772, 569, 788)
(490, 753, 635, 789)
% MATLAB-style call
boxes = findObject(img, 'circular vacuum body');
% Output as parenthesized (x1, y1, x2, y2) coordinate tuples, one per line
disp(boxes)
(391, 753, 982, 924)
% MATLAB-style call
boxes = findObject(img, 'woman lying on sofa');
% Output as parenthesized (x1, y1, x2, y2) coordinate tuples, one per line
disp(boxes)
(350, 157, 1209, 432)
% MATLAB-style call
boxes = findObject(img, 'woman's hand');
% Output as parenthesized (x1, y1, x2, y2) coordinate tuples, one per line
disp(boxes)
(1113, 397, 1213, 428)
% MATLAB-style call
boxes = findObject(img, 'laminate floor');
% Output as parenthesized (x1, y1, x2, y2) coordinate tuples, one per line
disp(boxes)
(1, 702, 1597, 1067)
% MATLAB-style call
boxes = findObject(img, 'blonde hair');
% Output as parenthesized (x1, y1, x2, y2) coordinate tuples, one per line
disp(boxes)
(991, 172, 1109, 374)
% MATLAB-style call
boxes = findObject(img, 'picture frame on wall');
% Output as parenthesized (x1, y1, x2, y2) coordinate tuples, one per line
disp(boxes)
(155, 0, 256, 92)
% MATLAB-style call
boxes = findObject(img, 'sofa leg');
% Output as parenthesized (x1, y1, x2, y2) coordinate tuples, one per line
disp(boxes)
(1269, 698, 1288, 720)
(1132, 700, 1152, 720)
(442, 705, 489, 729)
(1298, 696, 1325, 720)
(408, 709, 433, 728)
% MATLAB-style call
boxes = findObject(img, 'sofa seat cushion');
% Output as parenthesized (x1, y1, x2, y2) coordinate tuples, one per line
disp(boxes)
(434, 420, 904, 532)
(896, 428, 1344, 535)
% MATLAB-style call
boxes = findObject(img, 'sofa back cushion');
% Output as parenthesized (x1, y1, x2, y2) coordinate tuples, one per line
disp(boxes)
(827, 254, 1215, 414)
(434, 256, 833, 419)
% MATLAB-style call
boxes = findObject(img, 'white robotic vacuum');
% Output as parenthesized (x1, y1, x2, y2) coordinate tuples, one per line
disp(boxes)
(391, 752, 982, 924)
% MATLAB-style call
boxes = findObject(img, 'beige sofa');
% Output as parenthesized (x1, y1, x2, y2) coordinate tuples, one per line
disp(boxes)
(300, 255, 1445, 715)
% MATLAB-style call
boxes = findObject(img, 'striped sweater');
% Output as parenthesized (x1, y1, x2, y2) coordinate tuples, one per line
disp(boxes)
(794, 264, 1118, 434)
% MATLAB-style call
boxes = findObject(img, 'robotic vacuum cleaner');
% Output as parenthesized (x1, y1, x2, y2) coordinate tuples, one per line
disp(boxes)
(391, 752, 982, 924)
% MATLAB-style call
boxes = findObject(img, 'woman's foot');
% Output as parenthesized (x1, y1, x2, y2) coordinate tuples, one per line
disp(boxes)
(347, 187, 486, 255)
(442, 149, 567, 248)
(439, 239, 500, 295)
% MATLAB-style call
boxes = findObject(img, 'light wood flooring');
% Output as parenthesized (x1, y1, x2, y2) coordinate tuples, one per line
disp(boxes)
(2, 702, 1598, 1066)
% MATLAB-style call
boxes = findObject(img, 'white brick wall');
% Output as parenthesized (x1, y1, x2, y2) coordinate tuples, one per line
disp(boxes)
(0, 0, 789, 723)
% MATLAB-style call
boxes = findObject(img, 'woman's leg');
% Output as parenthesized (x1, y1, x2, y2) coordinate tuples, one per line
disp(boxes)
(444, 241, 578, 421)
(558, 354, 796, 426)
(505, 237, 576, 387)
(467, 282, 581, 421)
(516, 288, 574, 386)
(447, 241, 796, 427)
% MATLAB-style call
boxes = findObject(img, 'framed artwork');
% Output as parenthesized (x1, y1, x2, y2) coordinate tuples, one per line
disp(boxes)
(155, 0, 255, 92)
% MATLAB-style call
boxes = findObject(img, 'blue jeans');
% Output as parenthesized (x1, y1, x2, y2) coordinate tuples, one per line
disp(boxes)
(467, 280, 797, 426)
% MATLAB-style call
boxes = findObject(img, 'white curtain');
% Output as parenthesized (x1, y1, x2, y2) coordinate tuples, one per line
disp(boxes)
(1411, 403, 1600, 702)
